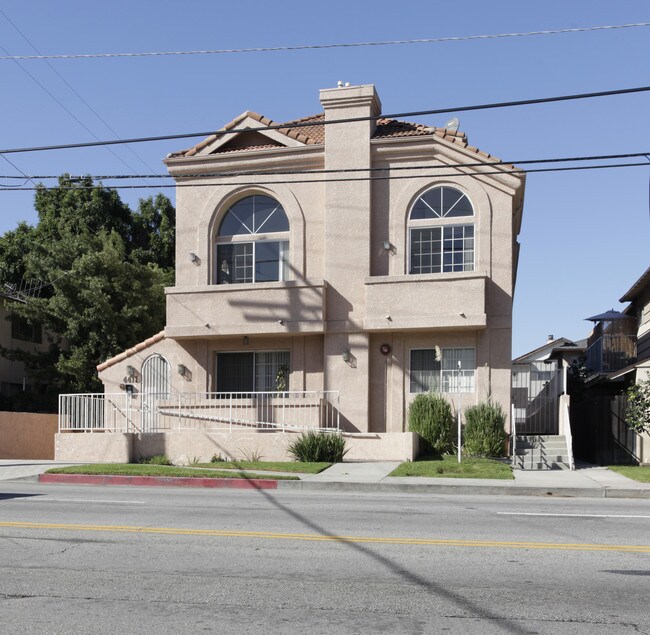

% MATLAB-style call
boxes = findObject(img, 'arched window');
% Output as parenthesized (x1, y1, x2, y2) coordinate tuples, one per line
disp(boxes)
(215, 195, 290, 284)
(408, 186, 475, 274)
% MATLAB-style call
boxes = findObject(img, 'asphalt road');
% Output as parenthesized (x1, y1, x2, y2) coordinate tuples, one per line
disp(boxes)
(1, 482, 649, 634)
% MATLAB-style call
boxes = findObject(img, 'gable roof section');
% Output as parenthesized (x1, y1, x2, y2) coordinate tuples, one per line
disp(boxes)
(620, 265, 650, 302)
(169, 111, 508, 165)
(96, 330, 166, 372)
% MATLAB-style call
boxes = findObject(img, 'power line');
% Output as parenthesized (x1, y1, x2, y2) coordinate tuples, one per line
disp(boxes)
(1, 23, 648, 61)
(1, 161, 646, 192)
(2, 85, 649, 156)
(0, 9, 161, 186)
(1, 152, 647, 181)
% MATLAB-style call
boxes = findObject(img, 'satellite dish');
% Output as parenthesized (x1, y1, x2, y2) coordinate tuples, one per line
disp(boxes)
(445, 117, 460, 132)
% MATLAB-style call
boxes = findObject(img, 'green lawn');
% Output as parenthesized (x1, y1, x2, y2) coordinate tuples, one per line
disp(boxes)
(390, 454, 513, 479)
(46, 464, 299, 480)
(194, 461, 331, 474)
(608, 465, 650, 483)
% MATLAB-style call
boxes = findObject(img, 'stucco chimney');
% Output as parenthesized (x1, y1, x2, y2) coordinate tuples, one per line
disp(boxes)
(319, 83, 381, 136)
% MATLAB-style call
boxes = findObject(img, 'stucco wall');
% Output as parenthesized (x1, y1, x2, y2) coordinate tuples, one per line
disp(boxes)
(0, 412, 58, 459)
(55, 430, 418, 463)
(98, 83, 524, 441)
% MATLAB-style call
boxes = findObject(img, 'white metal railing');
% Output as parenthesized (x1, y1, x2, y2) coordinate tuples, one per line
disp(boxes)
(564, 399, 576, 471)
(59, 391, 340, 433)
(511, 402, 517, 467)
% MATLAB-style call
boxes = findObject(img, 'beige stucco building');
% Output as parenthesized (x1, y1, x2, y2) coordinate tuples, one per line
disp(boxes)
(64, 83, 525, 463)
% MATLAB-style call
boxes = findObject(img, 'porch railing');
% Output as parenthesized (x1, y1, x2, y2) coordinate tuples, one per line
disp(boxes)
(59, 391, 340, 434)
(585, 334, 636, 374)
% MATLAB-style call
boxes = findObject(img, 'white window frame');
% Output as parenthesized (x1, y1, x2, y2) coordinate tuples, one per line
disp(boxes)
(407, 186, 475, 275)
(215, 235, 290, 284)
(214, 195, 290, 285)
(409, 347, 476, 394)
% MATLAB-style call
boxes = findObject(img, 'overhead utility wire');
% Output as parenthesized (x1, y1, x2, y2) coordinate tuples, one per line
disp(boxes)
(2, 152, 648, 181)
(1, 23, 648, 60)
(2, 85, 649, 156)
(1, 161, 646, 191)
(0, 7, 161, 186)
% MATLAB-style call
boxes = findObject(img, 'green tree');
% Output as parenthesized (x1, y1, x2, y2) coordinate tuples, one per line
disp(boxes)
(0, 176, 175, 398)
(626, 378, 650, 434)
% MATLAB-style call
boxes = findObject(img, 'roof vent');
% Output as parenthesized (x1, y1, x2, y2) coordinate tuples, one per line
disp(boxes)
(547, 334, 554, 342)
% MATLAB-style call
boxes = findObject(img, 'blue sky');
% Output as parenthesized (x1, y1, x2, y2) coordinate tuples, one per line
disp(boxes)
(0, 0, 648, 356)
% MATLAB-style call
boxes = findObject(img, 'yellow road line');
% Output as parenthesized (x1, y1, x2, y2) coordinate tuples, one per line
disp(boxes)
(1, 521, 649, 552)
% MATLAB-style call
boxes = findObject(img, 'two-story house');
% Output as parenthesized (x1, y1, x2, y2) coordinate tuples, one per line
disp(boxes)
(57, 84, 525, 463)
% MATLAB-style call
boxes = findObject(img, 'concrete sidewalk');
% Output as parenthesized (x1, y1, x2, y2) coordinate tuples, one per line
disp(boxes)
(1, 458, 649, 499)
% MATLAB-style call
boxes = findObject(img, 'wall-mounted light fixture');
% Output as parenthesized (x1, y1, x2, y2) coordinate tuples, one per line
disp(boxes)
(126, 365, 136, 378)
(242, 336, 249, 346)
(341, 348, 351, 363)
(189, 252, 200, 265)
(383, 240, 392, 251)
(177, 363, 188, 377)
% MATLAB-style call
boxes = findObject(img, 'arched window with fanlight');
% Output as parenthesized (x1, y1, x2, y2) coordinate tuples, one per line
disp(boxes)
(215, 194, 290, 284)
(408, 186, 475, 275)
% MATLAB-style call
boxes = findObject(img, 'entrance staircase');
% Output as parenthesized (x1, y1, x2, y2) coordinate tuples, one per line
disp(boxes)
(514, 435, 571, 470)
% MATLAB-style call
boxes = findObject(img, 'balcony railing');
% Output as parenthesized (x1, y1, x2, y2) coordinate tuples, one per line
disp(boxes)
(585, 334, 636, 374)
(59, 391, 340, 434)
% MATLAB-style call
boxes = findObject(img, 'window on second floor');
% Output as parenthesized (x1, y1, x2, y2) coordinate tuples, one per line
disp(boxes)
(408, 186, 475, 275)
(215, 195, 290, 284)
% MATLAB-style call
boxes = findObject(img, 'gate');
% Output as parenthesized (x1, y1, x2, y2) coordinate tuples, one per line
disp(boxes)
(141, 354, 171, 431)
(512, 361, 562, 434)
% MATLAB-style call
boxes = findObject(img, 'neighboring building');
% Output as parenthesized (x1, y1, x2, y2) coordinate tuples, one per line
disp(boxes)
(0, 295, 49, 402)
(512, 335, 585, 436)
(59, 83, 526, 462)
(569, 268, 650, 465)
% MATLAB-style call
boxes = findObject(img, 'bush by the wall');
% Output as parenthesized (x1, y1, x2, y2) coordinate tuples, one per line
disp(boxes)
(288, 431, 348, 462)
(407, 393, 454, 457)
(462, 402, 507, 458)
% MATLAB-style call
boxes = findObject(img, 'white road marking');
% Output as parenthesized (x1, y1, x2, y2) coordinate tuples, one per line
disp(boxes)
(497, 512, 650, 519)
(11, 497, 146, 505)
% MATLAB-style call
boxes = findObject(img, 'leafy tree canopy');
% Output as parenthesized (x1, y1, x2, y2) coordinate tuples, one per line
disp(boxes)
(0, 176, 175, 400)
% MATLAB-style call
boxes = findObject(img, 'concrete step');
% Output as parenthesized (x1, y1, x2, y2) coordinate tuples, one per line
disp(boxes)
(514, 435, 571, 470)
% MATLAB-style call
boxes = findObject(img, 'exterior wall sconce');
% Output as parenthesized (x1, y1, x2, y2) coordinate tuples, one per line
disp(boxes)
(242, 336, 249, 346)
(380, 343, 392, 356)
(189, 252, 200, 265)
(341, 348, 351, 363)
(126, 365, 136, 378)
(383, 240, 392, 251)
(177, 363, 188, 377)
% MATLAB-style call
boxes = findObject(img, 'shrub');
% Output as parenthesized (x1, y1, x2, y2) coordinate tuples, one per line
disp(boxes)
(137, 454, 172, 466)
(626, 378, 650, 434)
(288, 431, 348, 462)
(462, 402, 506, 458)
(407, 393, 454, 456)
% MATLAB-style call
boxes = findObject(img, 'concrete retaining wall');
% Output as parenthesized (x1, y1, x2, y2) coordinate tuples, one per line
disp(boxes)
(55, 430, 419, 463)
(0, 411, 58, 459)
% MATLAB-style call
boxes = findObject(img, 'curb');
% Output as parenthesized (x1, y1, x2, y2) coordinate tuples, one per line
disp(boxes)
(278, 480, 650, 499)
(29, 474, 650, 499)
(38, 473, 279, 490)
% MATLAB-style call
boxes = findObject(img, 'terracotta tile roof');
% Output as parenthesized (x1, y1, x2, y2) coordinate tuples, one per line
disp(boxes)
(169, 111, 513, 168)
(96, 330, 166, 372)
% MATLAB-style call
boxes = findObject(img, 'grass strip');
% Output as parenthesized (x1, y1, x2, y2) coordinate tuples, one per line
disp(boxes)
(194, 461, 331, 474)
(46, 464, 299, 480)
(390, 454, 513, 479)
(608, 465, 650, 483)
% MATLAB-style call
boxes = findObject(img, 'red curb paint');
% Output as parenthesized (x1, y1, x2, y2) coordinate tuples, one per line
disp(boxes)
(39, 474, 278, 490)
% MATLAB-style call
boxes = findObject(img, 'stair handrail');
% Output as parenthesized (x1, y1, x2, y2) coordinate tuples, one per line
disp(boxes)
(564, 399, 576, 471)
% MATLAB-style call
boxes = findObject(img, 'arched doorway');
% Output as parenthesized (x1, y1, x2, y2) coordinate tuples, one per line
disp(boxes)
(141, 354, 171, 432)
